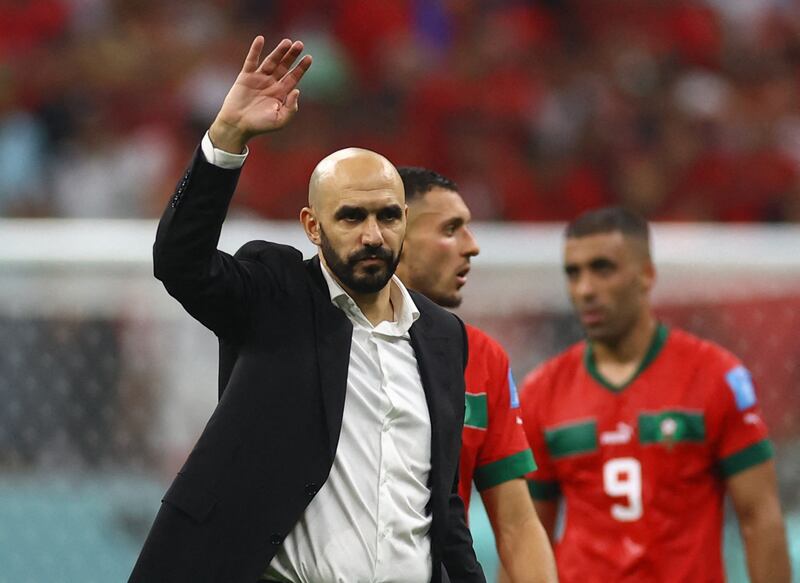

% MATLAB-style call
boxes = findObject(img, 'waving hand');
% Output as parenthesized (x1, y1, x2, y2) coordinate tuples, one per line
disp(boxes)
(209, 36, 313, 153)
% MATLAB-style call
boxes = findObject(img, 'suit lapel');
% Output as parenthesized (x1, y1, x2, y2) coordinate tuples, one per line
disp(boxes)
(306, 257, 353, 458)
(409, 312, 451, 491)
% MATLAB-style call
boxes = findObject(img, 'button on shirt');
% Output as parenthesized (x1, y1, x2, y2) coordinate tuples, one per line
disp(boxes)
(264, 264, 433, 583)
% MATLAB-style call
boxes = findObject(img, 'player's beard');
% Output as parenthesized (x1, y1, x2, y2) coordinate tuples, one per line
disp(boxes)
(320, 227, 401, 295)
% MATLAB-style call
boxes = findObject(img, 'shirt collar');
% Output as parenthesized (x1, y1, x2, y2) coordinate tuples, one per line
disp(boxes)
(319, 257, 419, 335)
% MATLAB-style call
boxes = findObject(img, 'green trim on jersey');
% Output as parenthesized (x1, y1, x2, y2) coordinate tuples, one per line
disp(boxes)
(584, 323, 669, 393)
(528, 479, 561, 500)
(464, 393, 488, 430)
(719, 439, 774, 478)
(545, 419, 597, 459)
(475, 449, 537, 491)
(639, 411, 705, 445)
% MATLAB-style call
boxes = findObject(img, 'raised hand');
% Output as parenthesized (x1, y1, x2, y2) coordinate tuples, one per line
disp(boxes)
(209, 36, 313, 153)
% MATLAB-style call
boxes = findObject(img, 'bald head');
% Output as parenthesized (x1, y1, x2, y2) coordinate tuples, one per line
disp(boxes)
(308, 147, 403, 210)
(300, 147, 407, 298)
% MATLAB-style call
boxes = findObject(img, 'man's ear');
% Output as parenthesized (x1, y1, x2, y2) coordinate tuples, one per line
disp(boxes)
(300, 207, 321, 246)
(641, 258, 656, 293)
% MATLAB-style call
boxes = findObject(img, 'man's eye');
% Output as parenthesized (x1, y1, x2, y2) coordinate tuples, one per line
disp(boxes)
(378, 209, 402, 222)
(339, 212, 365, 222)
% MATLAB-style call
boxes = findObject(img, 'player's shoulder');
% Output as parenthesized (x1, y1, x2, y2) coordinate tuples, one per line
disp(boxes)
(668, 329, 765, 423)
(465, 324, 508, 361)
(665, 327, 741, 371)
(667, 327, 755, 410)
(520, 340, 586, 394)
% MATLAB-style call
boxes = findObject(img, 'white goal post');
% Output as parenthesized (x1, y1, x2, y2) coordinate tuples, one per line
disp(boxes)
(3, 219, 800, 317)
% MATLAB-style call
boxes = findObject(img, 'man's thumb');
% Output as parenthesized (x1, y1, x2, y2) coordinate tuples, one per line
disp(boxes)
(286, 89, 301, 112)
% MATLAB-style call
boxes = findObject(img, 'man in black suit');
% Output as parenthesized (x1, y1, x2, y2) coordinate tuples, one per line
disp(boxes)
(129, 36, 486, 583)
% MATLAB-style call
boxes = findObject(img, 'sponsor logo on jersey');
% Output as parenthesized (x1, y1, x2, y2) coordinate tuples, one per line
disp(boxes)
(725, 365, 757, 411)
(600, 422, 634, 445)
(508, 368, 520, 409)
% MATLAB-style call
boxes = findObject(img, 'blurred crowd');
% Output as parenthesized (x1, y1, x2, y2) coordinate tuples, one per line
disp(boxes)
(3, 0, 800, 221)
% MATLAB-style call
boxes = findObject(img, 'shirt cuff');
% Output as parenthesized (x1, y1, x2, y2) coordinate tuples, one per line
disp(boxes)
(201, 131, 248, 169)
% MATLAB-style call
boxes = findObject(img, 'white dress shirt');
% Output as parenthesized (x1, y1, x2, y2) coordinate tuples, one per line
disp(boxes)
(264, 266, 432, 583)
(199, 134, 434, 582)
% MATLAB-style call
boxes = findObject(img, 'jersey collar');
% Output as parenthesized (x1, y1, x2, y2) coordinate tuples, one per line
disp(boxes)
(584, 323, 669, 393)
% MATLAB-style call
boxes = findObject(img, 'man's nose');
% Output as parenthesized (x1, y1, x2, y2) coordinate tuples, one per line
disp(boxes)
(361, 217, 383, 246)
(574, 273, 595, 298)
(462, 227, 480, 257)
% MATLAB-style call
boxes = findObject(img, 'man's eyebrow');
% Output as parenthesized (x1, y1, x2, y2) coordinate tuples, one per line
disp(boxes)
(334, 204, 403, 220)
(379, 204, 404, 217)
(334, 205, 367, 220)
(589, 257, 616, 268)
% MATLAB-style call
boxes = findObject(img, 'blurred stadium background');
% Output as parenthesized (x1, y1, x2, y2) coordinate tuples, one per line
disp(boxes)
(2, 0, 800, 581)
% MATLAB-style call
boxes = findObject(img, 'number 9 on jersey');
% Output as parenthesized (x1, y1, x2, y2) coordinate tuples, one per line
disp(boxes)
(603, 457, 643, 521)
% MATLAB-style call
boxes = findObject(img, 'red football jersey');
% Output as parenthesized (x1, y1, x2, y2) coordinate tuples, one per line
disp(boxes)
(460, 325, 536, 513)
(520, 325, 772, 583)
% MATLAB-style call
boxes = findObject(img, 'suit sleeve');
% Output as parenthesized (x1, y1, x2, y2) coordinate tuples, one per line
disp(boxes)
(153, 147, 298, 339)
(441, 468, 487, 583)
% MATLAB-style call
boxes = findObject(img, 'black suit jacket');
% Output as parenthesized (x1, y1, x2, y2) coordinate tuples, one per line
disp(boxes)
(129, 149, 485, 583)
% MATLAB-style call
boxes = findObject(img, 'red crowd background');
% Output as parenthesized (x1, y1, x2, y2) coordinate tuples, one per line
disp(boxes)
(3, 0, 800, 222)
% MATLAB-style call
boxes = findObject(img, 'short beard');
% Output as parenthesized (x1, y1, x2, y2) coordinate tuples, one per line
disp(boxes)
(320, 228, 401, 295)
(436, 293, 462, 309)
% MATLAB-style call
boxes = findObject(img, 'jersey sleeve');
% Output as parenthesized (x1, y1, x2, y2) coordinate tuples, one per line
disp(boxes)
(709, 357, 773, 479)
(519, 366, 561, 500)
(472, 338, 537, 492)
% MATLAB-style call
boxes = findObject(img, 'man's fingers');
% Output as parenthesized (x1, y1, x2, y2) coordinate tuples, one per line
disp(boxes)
(270, 41, 305, 79)
(277, 55, 313, 94)
(242, 36, 266, 73)
(258, 38, 295, 76)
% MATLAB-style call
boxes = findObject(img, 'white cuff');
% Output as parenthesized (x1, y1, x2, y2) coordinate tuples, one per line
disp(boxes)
(201, 131, 248, 169)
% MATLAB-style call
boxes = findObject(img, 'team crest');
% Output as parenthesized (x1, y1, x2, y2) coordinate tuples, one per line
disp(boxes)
(639, 410, 704, 448)
(659, 417, 679, 450)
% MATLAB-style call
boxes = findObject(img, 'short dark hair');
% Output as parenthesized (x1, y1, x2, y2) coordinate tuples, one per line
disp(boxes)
(566, 206, 651, 255)
(397, 166, 459, 203)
